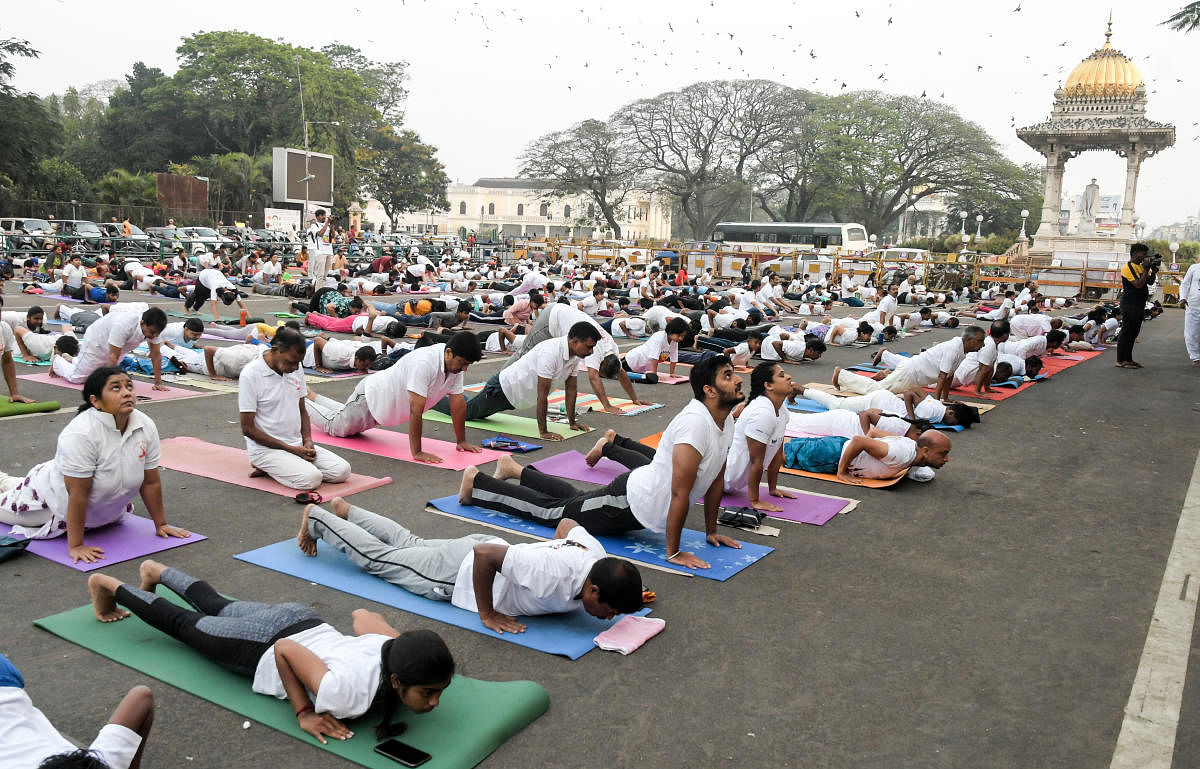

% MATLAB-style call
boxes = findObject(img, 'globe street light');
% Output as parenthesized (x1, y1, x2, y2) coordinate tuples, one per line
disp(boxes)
(975, 214, 984, 240)
(1020, 209, 1030, 241)
(961, 233, 970, 253)
(959, 211, 968, 235)
(1170, 241, 1180, 271)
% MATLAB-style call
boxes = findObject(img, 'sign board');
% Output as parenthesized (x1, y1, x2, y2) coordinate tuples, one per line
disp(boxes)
(272, 147, 333, 206)
(263, 207, 301, 236)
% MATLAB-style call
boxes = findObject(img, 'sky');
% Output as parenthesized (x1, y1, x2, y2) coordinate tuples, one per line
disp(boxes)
(8, 0, 1200, 230)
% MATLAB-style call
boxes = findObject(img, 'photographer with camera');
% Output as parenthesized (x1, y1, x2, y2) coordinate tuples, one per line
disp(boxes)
(1115, 243, 1159, 369)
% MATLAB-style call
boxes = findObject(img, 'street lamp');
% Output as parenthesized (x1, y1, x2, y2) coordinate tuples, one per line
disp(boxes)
(70, 199, 77, 220)
(869, 234, 877, 250)
(1019, 209, 1030, 241)
(975, 214, 984, 240)
(961, 234, 970, 253)
(959, 211, 968, 235)
(1170, 241, 1180, 271)
(294, 55, 342, 227)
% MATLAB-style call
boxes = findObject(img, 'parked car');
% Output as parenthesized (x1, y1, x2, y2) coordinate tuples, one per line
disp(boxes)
(50, 220, 104, 251)
(144, 226, 182, 251)
(0, 217, 55, 250)
(219, 225, 259, 245)
(97, 222, 153, 253)
(177, 226, 226, 253)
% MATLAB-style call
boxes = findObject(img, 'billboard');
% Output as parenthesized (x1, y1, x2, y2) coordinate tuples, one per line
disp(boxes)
(272, 147, 333, 206)
(263, 207, 302, 235)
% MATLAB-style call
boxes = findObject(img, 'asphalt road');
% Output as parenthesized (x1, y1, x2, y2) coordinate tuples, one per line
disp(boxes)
(3, 288, 1198, 769)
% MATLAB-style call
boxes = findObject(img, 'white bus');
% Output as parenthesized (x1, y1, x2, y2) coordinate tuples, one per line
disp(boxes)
(710, 221, 870, 254)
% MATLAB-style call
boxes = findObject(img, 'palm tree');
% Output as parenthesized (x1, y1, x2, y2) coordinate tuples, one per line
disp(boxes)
(1163, 1, 1200, 31)
(96, 168, 157, 220)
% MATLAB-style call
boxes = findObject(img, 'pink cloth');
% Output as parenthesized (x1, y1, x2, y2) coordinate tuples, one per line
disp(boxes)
(593, 615, 665, 655)
(305, 312, 362, 332)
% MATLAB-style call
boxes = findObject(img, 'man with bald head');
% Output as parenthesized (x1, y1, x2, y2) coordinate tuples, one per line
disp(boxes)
(781, 429, 951, 485)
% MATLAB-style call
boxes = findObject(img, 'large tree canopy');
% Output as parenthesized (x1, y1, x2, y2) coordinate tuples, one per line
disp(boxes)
(356, 126, 449, 229)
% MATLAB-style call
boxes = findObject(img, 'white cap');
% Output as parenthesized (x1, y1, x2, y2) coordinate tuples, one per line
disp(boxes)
(906, 466, 936, 483)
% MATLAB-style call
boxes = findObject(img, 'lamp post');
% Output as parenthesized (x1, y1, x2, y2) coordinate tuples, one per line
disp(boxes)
(70, 199, 77, 220)
(1019, 209, 1029, 241)
(961, 234, 970, 253)
(975, 214, 984, 240)
(294, 55, 342, 228)
(959, 211, 968, 235)
(1170, 241, 1180, 272)
(869, 233, 877, 251)
(748, 186, 756, 223)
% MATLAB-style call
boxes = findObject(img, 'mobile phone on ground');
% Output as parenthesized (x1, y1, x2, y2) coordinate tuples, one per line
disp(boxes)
(374, 739, 431, 767)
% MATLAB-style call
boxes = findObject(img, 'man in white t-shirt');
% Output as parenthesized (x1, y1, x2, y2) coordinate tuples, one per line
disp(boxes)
(184, 267, 247, 322)
(298, 499, 644, 635)
(238, 327, 351, 490)
(0, 652, 154, 769)
(1007, 311, 1060, 339)
(306, 333, 484, 463)
(306, 209, 335, 284)
(875, 283, 900, 325)
(52, 304, 170, 389)
(955, 320, 1008, 396)
(461, 354, 744, 571)
(724, 361, 795, 511)
(833, 326, 985, 400)
(782, 429, 951, 484)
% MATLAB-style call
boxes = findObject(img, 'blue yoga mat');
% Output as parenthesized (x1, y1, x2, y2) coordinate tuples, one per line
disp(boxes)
(427, 495, 772, 582)
(785, 397, 964, 432)
(235, 539, 647, 659)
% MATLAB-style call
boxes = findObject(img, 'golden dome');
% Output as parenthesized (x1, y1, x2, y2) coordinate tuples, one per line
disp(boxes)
(1063, 20, 1144, 98)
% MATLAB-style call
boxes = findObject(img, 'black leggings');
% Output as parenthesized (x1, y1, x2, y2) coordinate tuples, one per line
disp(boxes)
(469, 435, 653, 535)
(184, 283, 212, 312)
(1116, 303, 1143, 363)
(115, 567, 322, 677)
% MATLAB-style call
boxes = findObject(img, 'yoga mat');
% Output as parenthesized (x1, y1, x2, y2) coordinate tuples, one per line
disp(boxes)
(0, 515, 206, 572)
(16, 372, 202, 401)
(303, 367, 364, 378)
(0, 399, 61, 417)
(35, 599, 550, 769)
(530, 451, 853, 526)
(779, 466, 905, 488)
(656, 373, 690, 385)
(157, 437, 392, 498)
(427, 495, 772, 582)
(424, 410, 579, 439)
(237, 539, 649, 659)
(310, 428, 507, 470)
(13, 354, 52, 366)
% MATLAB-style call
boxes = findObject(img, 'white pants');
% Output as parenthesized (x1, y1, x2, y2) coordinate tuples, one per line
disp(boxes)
(803, 388, 879, 412)
(309, 251, 333, 283)
(1186, 308, 1200, 362)
(835, 365, 920, 395)
(51, 349, 103, 383)
(879, 350, 909, 369)
(18, 331, 62, 360)
(305, 383, 378, 437)
(247, 444, 352, 490)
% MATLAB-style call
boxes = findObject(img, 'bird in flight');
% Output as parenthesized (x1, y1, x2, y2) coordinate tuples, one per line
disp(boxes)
(887, 16, 893, 24)
(1013, 3, 1021, 11)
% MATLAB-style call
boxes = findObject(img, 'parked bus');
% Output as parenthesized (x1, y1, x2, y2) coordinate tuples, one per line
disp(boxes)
(710, 222, 870, 254)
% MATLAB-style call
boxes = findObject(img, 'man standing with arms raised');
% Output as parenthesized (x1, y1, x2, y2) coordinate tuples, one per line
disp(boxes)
(306, 209, 335, 287)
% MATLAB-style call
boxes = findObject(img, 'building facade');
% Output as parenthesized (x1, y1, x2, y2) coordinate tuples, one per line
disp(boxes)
(363, 178, 672, 241)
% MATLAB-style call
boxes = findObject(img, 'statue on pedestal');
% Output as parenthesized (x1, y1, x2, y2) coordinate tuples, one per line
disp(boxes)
(1078, 178, 1100, 236)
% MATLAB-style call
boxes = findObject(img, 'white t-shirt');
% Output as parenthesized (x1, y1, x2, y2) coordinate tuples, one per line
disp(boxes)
(876, 293, 898, 320)
(160, 321, 194, 347)
(611, 318, 647, 338)
(977, 335, 998, 368)
(252, 624, 387, 719)
(498, 336, 580, 410)
(485, 332, 525, 352)
(952, 352, 984, 388)
(1007, 313, 1051, 338)
(62, 262, 88, 289)
(724, 396, 788, 493)
(363, 342, 463, 425)
(864, 390, 947, 422)
(998, 336, 1046, 359)
(761, 336, 807, 362)
(787, 408, 864, 437)
(303, 338, 367, 371)
(451, 525, 604, 616)
(845, 435, 918, 479)
(642, 305, 682, 331)
(727, 341, 752, 367)
(903, 337, 966, 386)
(307, 221, 334, 255)
(198, 268, 234, 292)
(0, 321, 15, 356)
(0, 685, 143, 769)
(997, 352, 1026, 376)
(624, 330, 677, 373)
(238, 354, 307, 451)
(350, 314, 393, 334)
(626, 399, 734, 532)
(78, 310, 161, 373)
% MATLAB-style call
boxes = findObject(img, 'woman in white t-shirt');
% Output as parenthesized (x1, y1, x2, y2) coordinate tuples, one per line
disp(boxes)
(724, 362, 796, 511)
(87, 561, 456, 744)
(0, 367, 189, 564)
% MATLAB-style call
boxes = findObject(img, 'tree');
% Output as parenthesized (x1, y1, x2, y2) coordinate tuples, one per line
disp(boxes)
(519, 119, 639, 238)
(45, 83, 114, 180)
(100, 63, 208, 174)
(96, 169, 158, 210)
(189, 152, 272, 222)
(320, 44, 408, 125)
(1163, 2, 1200, 31)
(750, 90, 842, 222)
(0, 38, 61, 195)
(356, 126, 448, 229)
(29, 157, 91, 202)
(944, 159, 1044, 238)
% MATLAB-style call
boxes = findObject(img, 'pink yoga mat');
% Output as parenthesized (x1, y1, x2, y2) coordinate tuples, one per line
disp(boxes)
(309, 427, 507, 470)
(656, 374, 690, 385)
(0, 515, 207, 573)
(157, 437, 392, 498)
(530, 450, 852, 525)
(17, 373, 202, 401)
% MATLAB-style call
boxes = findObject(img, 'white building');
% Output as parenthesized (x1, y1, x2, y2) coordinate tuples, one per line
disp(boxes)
(363, 178, 671, 241)
(895, 191, 952, 242)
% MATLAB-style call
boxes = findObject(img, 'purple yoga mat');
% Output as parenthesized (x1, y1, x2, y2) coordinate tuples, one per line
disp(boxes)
(0, 515, 207, 572)
(530, 451, 853, 525)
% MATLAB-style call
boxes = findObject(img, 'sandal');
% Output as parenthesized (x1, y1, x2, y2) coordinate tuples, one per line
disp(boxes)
(294, 491, 323, 504)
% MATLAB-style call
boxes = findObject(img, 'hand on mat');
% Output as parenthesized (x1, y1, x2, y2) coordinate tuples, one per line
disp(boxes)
(156, 523, 191, 539)
(568, 420, 590, 432)
(151, 383, 169, 392)
(298, 710, 353, 744)
(750, 499, 784, 513)
(480, 610, 527, 634)
(837, 471, 864, 486)
(8, 394, 34, 404)
(707, 532, 742, 550)
(69, 544, 105, 564)
(602, 404, 625, 415)
(414, 450, 444, 464)
(539, 430, 565, 442)
(667, 551, 710, 569)
(633, 398, 653, 406)
(456, 441, 483, 454)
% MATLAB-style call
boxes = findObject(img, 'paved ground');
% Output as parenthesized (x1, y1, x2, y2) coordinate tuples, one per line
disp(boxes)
(3, 288, 1199, 768)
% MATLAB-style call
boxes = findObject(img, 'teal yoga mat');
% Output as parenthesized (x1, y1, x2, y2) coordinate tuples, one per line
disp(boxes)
(35, 598, 550, 769)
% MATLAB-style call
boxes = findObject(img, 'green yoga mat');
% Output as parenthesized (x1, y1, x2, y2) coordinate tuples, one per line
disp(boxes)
(0, 399, 60, 417)
(13, 354, 52, 367)
(424, 409, 578, 439)
(36, 600, 550, 769)
(272, 311, 304, 318)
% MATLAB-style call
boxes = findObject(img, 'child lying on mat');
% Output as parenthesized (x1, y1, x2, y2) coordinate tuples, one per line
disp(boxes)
(782, 430, 951, 486)
(87, 560, 455, 745)
(297, 497, 644, 635)
(0, 652, 154, 769)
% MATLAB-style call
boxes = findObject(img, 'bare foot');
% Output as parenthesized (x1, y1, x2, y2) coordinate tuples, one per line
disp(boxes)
(89, 574, 130, 623)
(297, 505, 318, 556)
(459, 466, 478, 504)
(138, 559, 167, 591)
(585, 429, 617, 467)
(872, 348, 886, 366)
(832, 366, 842, 391)
(329, 497, 350, 518)
(495, 454, 523, 481)
(248, 466, 267, 478)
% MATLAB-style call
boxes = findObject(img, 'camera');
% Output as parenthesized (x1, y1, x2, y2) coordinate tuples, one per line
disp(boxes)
(1145, 253, 1163, 270)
